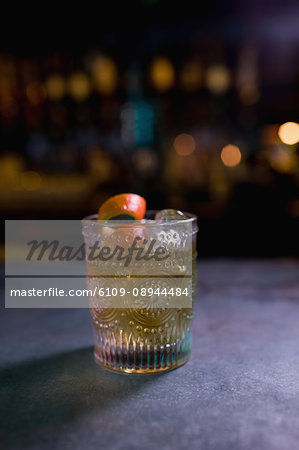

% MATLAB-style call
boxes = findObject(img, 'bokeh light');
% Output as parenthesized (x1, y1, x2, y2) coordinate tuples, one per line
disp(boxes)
(239, 84, 260, 105)
(278, 122, 299, 145)
(133, 148, 157, 172)
(45, 75, 66, 100)
(26, 82, 47, 105)
(92, 56, 117, 95)
(206, 65, 231, 94)
(180, 61, 201, 92)
(68, 72, 91, 101)
(221, 145, 242, 167)
(150, 57, 175, 92)
(87, 147, 114, 182)
(0, 154, 23, 188)
(266, 146, 296, 173)
(174, 133, 196, 156)
(20, 171, 41, 191)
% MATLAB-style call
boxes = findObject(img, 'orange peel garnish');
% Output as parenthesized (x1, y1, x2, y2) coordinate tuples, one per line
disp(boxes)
(98, 193, 146, 221)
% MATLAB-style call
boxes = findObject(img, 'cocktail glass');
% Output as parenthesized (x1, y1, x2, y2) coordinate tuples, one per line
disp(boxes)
(82, 211, 198, 374)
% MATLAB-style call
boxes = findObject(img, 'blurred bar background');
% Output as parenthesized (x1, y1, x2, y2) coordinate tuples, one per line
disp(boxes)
(0, 0, 298, 256)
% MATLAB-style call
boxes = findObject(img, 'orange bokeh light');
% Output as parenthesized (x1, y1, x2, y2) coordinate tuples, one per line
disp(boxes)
(150, 57, 175, 92)
(278, 122, 299, 145)
(68, 72, 91, 101)
(180, 61, 201, 92)
(174, 133, 196, 156)
(221, 145, 241, 167)
(45, 75, 66, 100)
(92, 56, 117, 95)
(206, 65, 230, 94)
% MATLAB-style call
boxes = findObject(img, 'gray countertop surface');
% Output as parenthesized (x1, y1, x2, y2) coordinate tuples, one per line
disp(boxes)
(1, 259, 299, 450)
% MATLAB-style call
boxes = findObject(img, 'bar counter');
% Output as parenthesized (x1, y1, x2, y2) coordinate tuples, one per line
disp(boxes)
(1, 259, 299, 450)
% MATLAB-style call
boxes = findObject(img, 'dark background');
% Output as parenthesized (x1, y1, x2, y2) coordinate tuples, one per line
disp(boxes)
(1, 0, 299, 256)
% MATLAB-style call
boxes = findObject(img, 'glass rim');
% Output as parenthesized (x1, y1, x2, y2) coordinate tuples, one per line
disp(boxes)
(82, 210, 198, 228)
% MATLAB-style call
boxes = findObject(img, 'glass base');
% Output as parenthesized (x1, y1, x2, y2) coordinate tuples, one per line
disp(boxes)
(94, 352, 190, 374)
(93, 330, 192, 374)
